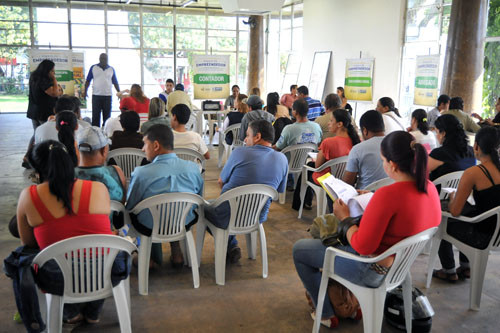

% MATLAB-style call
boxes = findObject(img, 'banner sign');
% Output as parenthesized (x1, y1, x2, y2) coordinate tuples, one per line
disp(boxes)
(414, 55, 440, 106)
(72, 52, 86, 108)
(344, 58, 374, 101)
(192, 54, 230, 100)
(29, 50, 74, 96)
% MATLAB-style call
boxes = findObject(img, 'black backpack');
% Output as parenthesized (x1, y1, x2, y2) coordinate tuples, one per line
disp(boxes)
(384, 287, 434, 333)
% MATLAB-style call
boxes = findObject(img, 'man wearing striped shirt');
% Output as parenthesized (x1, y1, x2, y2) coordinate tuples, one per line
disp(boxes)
(297, 85, 324, 121)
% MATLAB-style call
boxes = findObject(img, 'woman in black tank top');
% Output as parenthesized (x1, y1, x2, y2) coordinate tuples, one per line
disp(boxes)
(434, 127, 500, 282)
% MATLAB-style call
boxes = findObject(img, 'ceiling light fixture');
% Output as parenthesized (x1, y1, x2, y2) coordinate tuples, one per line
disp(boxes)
(181, 0, 197, 8)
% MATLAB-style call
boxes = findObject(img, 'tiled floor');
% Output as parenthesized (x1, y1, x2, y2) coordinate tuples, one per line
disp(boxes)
(0, 113, 499, 332)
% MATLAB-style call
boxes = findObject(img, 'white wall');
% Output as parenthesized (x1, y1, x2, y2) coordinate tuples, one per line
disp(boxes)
(301, 0, 406, 120)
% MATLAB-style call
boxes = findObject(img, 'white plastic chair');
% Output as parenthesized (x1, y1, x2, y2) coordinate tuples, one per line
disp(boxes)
(32, 235, 136, 333)
(426, 207, 500, 310)
(432, 171, 464, 200)
(313, 227, 437, 333)
(297, 156, 348, 219)
(185, 112, 199, 132)
(218, 123, 244, 168)
(106, 148, 146, 181)
(364, 177, 396, 192)
(129, 192, 205, 295)
(196, 184, 278, 286)
(173, 147, 206, 173)
(279, 143, 317, 204)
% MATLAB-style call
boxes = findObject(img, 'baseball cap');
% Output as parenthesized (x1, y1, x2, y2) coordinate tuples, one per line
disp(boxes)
(246, 95, 263, 109)
(77, 126, 111, 152)
(175, 83, 184, 91)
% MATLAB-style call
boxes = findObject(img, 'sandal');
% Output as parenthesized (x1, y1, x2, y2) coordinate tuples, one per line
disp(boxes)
(85, 317, 100, 324)
(63, 313, 84, 325)
(456, 266, 471, 279)
(432, 269, 458, 282)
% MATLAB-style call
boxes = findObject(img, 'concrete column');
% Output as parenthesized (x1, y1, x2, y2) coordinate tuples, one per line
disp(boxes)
(247, 15, 265, 95)
(441, 0, 488, 113)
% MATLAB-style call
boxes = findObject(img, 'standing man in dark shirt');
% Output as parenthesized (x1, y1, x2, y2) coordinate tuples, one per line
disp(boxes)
(83, 53, 120, 127)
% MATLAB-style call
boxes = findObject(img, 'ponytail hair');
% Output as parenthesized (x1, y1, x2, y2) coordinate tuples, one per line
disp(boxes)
(381, 131, 428, 193)
(333, 109, 360, 146)
(379, 96, 401, 117)
(475, 126, 500, 171)
(411, 108, 429, 135)
(28, 140, 76, 214)
(56, 111, 78, 167)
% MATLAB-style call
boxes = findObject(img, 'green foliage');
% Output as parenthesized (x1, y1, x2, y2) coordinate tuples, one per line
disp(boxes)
(483, 0, 500, 117)
(0, 6, 30, 60)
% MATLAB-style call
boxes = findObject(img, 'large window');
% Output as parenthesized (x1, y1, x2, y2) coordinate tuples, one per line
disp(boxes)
(0, 2, 251, 112)
(399, 0, 451, 117)
(483, 0, 500, 118)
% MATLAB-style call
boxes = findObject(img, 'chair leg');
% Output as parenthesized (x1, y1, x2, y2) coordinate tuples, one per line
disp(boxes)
(138, 236, 152, 296)
(46, 294, 64, 333)
(196, 220, 207, 267)
(112, 281, 132, 333)
(218, 142, 224, 168)
(36, 288, 46, 325)
(214, 228, 229, 286)
(186, 230, 200, 288)
(246, 231, 257, 260)
(279, 174, 288, 205)
(259, 224, 268, 279)
(402, 273, 413, 333)
(180, 238, 189, 267)
(356, 289, 386, 333)
(422, 239, 431, 255)
(312, 269, 330, 333)
(298, 175, 306, 219)
(426, 237, 441, 288)
(469, 251, 489, 310)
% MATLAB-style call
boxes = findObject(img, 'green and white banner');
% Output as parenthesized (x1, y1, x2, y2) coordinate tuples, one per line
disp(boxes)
(344, 58, 374, 101)
(72, 52, 86, 108)
(414, 55, 440, 106)
(29, 50, 74, 95)
(192, 55, 230, 100)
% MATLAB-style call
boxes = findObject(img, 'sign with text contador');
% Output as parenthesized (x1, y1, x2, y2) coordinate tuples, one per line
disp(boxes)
(193, 55, 230, 100)
(414, 55, 440, 106)
(344, 58, 374, 101)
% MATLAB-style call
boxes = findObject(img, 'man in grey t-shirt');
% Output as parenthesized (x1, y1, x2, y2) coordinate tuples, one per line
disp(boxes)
(343, 110, 387, 189)
(239, 95, 274, 141)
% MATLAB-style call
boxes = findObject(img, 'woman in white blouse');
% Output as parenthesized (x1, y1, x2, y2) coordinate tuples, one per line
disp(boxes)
(408, 108, 438, 152)
(376, 97, 406, 134)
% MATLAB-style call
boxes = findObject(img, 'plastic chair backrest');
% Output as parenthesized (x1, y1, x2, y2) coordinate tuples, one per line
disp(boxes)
(364, 177, 396, 192)
(224, 123, 244, 147)
(432, 171, 464, 200)
(130, 192, 206, 241)
(173, 148, 206, 171)
(107, 148, 146, 179)
(383, 227, 437, 289)
(186, 113, 198, 132)
(32, 235, 136, 302)
(319, 156, 349, 179)
(212, 184, 278, 234)
(281, 143, 317, 173)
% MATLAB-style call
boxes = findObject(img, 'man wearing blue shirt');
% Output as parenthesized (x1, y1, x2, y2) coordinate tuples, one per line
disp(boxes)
(298, 85, 324, 121)
(126, 124, 204, 267)
(83, 53, 120, 127)
(205, 120, 288, 263)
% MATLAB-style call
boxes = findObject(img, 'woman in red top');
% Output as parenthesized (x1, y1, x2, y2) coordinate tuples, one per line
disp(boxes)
(119, 84, 150, 124)
(293, 131, 441, 328)
(17, 140, 115, 325)
(292, 109, 360, 211)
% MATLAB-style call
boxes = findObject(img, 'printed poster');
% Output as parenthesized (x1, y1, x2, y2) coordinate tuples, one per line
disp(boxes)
(192, 55, 230, 100)
(414, 55, 440, 106)
(29, 50, 74, 95)
(344, 58, 374, 101)
(72, 52, 87, 108)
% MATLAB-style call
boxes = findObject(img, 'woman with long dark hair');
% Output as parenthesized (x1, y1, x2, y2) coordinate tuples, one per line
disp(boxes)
(265, 92, 290, 120)
(293, 131, 441, 328)
(16, 140, 128, 325)
(24, 60, 62, 168)
(292, 109, 360, 211)
(428, 114, 475, 181)
(336, 87, 352, 115)
(376, 96, 405, 134)
(433, 126, 500, 282)
(55, 111, 79, 167)
(409, 108, 437, 151)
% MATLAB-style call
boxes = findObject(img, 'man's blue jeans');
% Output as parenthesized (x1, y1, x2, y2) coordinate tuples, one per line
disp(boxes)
(292, 239, 386, 318)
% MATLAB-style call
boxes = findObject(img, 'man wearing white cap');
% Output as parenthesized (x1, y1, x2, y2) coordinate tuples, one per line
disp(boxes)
(75, 126, 127, 205)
